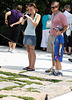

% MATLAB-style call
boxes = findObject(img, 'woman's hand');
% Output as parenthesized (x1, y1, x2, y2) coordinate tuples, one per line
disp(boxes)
(5, 20, 8, 24)
(24, 15, 31, 19)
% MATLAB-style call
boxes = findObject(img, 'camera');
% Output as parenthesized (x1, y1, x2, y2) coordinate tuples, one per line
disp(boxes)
(23, 13, 31, 19)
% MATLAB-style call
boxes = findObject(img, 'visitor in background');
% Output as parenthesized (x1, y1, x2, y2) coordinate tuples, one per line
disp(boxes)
(63, 5, 72, 55)
(5, 5, 23, 53)
(40, 8, 51, 51)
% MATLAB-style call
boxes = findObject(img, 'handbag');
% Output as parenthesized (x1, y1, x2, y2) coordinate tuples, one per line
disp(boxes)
(46, 16, 51, 28)
(66, 24, 71, 36)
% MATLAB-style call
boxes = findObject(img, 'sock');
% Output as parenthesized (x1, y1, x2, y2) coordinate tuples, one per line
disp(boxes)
(58, 70, 62, 73)
(55, 70, 58, 73)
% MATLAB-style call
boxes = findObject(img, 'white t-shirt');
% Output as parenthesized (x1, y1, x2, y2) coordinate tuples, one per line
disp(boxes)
(63, 10, 72, 30)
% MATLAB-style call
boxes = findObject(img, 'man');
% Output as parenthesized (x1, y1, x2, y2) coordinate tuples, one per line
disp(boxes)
(45, 1, 67, 73)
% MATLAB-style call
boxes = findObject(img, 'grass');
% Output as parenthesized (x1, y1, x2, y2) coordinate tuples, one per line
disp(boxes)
(0, 78, 7, 82)
(12, 95, 35, 100)
(19, 71, 27, 73)
(0, 86, 19, 91)
(19, 74, 46, 81)
(14, 82, 26, 88)
(26, 87, 40, 93)
(6, 77, 43, 85)
(0, 71, 45, 81)
(46, 79, 62, 83)
(0, 71, 19, 77)
(0, 95, 35, 100)
(67, 80, 72, 82)
(0, 95, 8, 98)
(0, 71, 62, 83)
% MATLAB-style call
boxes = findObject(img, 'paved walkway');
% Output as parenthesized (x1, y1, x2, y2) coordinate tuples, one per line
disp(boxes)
(0, 46, 72, 100)
(51, 91, 72, 100)
(0, 46, 72, 78)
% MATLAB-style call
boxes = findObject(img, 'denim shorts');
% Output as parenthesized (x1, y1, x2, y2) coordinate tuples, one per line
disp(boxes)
(23, 35, 36, 46)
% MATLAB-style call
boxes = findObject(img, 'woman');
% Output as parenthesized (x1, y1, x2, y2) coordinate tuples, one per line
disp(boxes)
(63, 5, 72, 54)
(22, 3, 41, 71)
(40, 8, 51, 51)
(5, 5, 23, 53)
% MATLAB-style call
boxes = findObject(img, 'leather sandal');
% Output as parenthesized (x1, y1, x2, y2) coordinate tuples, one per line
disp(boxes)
(23, 67, 29, 70)
(27, 68, 35, 71)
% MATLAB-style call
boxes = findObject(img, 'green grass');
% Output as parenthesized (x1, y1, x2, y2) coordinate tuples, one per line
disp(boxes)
(12, 95, 35, 100)
(0, 71, 20, 77)
(19, 71, 27, 73)
(0, 78, 7, 82)
(26, 87, 40, 93)
(67, 80, 72, 82)
(0, 71, 45, 81)
(0, 86, 19, 91)
(14, 82, 26, 88)
(0, 95, 35, 100)
(19, 74, 46, 81)
(0, 71, 62, 84)
(46, 79, 62, 83)
(0, 95, 8, 98)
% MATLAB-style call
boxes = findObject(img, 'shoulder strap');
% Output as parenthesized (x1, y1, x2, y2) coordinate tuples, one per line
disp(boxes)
(48, 15, 51, 20)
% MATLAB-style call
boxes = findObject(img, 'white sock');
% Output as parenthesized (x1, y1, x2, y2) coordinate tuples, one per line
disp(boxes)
(58, 70, 62, 73)
(55, 70, 58, 73)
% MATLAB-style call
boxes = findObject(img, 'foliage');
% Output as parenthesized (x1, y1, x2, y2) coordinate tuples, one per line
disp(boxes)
(0, 0, 72, 48)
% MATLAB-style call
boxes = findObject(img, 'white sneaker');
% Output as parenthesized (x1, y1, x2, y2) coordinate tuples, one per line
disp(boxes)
(8, 48, 12, 52)
(45, 67, 55, 73)
(11, 50, 15, 53)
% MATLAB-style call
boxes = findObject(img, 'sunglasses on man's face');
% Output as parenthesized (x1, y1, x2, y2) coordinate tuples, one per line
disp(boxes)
(51, 6, 57, 9)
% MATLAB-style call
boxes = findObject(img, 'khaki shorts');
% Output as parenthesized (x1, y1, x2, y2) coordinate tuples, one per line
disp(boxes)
(47, 35, 56, 53)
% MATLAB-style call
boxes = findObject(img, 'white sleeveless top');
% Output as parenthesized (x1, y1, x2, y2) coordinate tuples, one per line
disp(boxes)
(24, 13, 37, 36)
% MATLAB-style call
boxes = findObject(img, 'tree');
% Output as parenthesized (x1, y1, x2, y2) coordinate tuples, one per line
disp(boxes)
(0, 0, 72, 48)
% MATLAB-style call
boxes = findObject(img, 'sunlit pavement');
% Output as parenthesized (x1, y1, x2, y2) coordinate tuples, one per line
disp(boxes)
(0, 46, 72, 100)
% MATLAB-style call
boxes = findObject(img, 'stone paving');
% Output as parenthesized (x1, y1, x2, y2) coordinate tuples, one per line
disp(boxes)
(0, 46, 72, 100)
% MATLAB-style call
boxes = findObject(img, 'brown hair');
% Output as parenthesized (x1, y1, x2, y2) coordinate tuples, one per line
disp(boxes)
(64, 4, 71, 10)
(28, 3, 38, 12)
(45, 8, 51, 15)
(16, 5, 22, 12)
(51, 1, 60, 7)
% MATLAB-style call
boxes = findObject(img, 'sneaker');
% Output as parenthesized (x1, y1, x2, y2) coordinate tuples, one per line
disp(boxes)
(45, 68, 55, 73)
(68, 59, 72, 62)
(8, 48, 12, 52)
(53, 72, 63, 76)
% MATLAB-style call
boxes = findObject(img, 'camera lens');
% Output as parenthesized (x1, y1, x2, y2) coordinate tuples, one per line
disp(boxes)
(23, 13, 31, 19)
(23, 16, 27, 19)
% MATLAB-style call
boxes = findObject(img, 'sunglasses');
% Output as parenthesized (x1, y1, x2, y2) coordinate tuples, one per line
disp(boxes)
(51, 6, 57, 9)
(28, 3, 36, 8)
